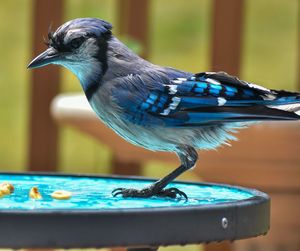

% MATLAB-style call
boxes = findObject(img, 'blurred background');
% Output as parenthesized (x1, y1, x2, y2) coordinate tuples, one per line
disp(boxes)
(0, 0, 299, 251)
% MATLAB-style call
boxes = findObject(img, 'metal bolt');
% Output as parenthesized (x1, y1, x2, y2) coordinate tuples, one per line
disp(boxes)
(222, 217, 228, 229)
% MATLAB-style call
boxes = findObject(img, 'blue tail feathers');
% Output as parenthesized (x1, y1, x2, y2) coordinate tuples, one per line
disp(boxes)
(168, 72, 300, 125)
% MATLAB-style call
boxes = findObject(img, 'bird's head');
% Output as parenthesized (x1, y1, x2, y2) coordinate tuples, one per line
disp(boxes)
(28, 18, 113, 85)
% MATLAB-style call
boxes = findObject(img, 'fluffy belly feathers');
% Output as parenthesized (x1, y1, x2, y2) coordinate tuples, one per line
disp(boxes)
(89, 93, 242, 152)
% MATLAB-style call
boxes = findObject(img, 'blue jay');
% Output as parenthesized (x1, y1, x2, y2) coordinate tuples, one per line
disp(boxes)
(28, 18, 300, 199)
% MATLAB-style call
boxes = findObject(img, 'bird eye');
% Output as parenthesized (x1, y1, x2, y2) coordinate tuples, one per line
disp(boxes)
(69, 36, 85, 49)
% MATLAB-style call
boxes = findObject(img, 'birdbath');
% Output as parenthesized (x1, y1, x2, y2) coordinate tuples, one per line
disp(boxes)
(0, 172, 270, 250)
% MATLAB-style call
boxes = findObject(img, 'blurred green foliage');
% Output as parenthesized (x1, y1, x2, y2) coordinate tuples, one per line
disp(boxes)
(0, 0, 30, 171)
(0, 1, 298, 250)
(0, 0, 298, 177)
(243, 0, 298, 88)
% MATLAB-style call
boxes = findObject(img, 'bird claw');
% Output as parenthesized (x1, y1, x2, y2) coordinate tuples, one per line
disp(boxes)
(158, 187, 188, 200)
(112, 187, 188, 200)
(112, 187, 153, 198)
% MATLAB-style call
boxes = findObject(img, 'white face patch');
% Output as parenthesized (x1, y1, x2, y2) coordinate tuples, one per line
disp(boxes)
(73, 38, 99, 57)
(58, 38, 101, 89)
(61, 57, 100, 87)
(62, 37, 99, 64)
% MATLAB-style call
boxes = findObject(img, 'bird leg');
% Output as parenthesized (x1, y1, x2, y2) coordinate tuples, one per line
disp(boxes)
(112, 146, 198, 199)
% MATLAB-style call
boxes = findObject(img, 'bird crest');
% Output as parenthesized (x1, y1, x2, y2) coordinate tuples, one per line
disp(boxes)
(44, 18, 113, 51)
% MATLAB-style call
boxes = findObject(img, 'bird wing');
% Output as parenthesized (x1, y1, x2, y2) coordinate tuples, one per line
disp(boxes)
(111, 71, 300, 127)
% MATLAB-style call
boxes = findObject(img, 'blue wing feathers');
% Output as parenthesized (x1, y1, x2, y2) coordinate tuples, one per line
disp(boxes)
(180, 97, 220, 108)
(113, 71, 300, 127)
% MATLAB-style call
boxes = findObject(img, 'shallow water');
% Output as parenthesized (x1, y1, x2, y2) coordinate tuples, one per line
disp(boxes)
(0, 174, 254, 210)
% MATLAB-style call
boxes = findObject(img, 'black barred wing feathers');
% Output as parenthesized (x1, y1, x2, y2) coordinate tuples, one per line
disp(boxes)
(112, 72, 300, 127)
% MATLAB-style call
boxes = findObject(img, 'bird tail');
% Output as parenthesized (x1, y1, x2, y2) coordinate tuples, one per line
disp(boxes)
(181, 90, 300, 126)
(265, 89, 300, 117)
(217, 88, 300, 122)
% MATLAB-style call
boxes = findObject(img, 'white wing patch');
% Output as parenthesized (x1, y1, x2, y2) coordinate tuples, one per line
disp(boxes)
(176, 78, 188, 81)
(262, 94, 276, 100)
(206, 78, 221, 85)
(268, 104, 300, 115)
(244, 81, 276, 100)
(217, 97, 227, 106)
(171, 78, 186, 85)
(160, 97, 181, 115)
(169, 78, 188, 94)
(246, 82, 270, 92)
(168, 85, 178, 94)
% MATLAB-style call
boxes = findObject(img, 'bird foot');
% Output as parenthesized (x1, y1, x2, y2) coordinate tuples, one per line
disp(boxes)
(112, 187, 187, 200)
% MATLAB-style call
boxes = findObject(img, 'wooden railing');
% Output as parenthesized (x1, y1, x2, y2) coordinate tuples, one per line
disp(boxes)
(28, 0, 63, 172)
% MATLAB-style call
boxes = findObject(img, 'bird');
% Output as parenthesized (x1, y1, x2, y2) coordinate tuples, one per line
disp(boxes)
(28, 18, 300, 199)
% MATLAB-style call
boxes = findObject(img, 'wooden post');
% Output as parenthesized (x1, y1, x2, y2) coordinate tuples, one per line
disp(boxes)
(298, 0, 300, 91)
(206, 1, 244, 251)
(112, 158, 142, 176)
(205, 242, 232, 251)
(211, 0, 244, 76)
(28, 0, 63, 171)
(117, 0, 150, 59)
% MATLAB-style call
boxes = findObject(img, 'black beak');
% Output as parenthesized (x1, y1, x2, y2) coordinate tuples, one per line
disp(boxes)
(27, 47, 61, 69)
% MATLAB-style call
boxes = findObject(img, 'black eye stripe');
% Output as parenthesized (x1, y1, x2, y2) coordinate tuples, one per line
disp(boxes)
(46, 32, 97, 52)
(68, 36, 85, 49)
